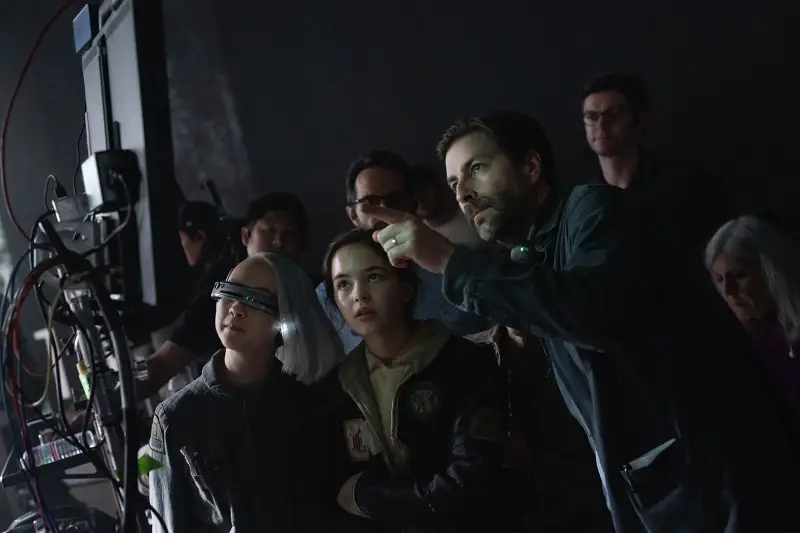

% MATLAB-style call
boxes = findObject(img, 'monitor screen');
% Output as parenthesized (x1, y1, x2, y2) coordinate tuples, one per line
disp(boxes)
(80, 0, 187, 316)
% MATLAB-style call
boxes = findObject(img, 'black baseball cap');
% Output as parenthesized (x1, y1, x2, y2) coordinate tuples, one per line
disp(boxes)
(177, 201, 220, 238)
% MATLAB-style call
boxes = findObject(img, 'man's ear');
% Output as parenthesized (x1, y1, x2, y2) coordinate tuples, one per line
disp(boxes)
(240, 226, 250, 246)
(346, 206, 359, 227)
(523, 150, 543, 186)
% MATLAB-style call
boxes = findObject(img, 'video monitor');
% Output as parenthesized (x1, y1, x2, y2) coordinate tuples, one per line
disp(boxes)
(78, 0, 188, 320)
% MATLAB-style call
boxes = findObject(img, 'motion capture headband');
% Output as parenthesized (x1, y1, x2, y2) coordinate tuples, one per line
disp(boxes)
(210, 281, 280, 317)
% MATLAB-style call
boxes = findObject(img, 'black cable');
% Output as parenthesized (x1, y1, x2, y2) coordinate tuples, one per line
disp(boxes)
(17, 223, 169, 532)
(3, 257, 61, 530)
(72, 120, 86, 197)
(43, 175, 57, 212)
(9, 377, 169, 533)
(31, 287, 71, 432)
(89, 282, 139, 533)
(37, 215, 144, 533)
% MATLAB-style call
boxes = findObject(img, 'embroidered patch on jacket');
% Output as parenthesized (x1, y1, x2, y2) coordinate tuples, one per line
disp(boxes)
(405, 381, 443, 422)
(149, 416, 165, 454)
(469, 407, 505, 444)
(343, 419, 371, 462)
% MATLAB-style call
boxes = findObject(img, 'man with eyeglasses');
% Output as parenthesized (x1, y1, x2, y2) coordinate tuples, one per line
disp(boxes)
(315, 150, 488, 353)
(582, 72, 735, 252)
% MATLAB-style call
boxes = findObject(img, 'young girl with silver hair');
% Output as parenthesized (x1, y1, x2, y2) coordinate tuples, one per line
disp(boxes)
(705, 214, 800, 410)
(148, 252, 343, 532)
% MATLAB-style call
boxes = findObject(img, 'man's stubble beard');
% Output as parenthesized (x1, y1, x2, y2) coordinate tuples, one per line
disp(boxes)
(473, 191, 526, 244)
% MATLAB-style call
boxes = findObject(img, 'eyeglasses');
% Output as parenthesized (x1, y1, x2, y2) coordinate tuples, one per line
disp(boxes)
(350, 190, 411, 208)
(583, 105, 629, 125)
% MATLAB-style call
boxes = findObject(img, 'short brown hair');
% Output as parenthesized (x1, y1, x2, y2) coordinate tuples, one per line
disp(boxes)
(436, 110, 556, 184)
(582, 72, 648, 119)
(345, 150, 415, 205)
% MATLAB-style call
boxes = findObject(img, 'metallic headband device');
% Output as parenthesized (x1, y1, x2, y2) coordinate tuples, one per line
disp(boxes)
(211, 281, 280, 317)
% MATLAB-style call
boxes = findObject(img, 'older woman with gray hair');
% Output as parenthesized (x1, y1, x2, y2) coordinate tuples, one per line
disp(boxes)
(705, 214, 800, 410)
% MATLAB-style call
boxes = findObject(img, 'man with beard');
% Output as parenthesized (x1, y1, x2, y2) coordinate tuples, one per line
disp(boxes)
(315, 150, 487, 353)
(358, 110, 800, 533)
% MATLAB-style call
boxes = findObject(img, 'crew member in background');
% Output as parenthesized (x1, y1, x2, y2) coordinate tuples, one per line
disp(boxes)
(581, 72, 735, 252)
(316, 150, 488, 354)
(137, 202, 235, 398)
(240, 191, 307, 263)
(413, 164, 483, 248)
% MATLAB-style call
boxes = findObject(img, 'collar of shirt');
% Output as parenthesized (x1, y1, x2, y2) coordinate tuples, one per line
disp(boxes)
(364, 319, 448, 374)
(592, 148, 658, 193)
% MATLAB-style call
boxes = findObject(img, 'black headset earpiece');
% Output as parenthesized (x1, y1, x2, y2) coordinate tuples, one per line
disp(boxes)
(275, 332, 284, 347)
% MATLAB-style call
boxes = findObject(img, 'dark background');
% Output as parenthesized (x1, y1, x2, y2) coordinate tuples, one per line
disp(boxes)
(0, 0, 797, 524)
(2, 0, 798, 273)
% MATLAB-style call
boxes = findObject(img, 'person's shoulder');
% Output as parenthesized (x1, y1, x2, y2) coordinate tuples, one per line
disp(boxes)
(645, 151, 718, 187)
(153, 377, 208, 427)
(440, 334, 498, 371)
(569, 183, 625, 203)
(297, 366, 350, 427)
(564, 184, 626, 220)
(149, 378, 210, 455)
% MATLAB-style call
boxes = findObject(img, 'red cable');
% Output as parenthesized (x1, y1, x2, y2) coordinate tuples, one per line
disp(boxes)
(11, 266, 51, 376)
(1, 0, 78, 242)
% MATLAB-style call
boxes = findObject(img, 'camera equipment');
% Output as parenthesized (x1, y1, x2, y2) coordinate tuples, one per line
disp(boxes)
(1, 1, 182, 532)
(211, 281, 280, 317)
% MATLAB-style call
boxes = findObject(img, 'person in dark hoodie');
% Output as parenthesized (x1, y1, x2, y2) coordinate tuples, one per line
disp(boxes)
(147, 252, 342, 532)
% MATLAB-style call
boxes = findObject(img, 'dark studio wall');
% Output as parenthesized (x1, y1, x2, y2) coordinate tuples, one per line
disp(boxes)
(211, 0, 799, 266)
(2, 0, 798, 276)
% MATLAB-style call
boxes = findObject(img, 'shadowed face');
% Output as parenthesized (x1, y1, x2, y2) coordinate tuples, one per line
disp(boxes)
(215, 258, 279, 354)
(710, 252, 773, 324)
(241, 210, 302, 260)
(347, 168, 416, 231)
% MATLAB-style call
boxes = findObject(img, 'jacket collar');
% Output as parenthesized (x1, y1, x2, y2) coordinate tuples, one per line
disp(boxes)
(201, 350, 288, 398)
(526, 192, 564, 243)
(337, 319, 451, 473)
(508, 192, 565, 265)
(593, 148, 657, 192)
